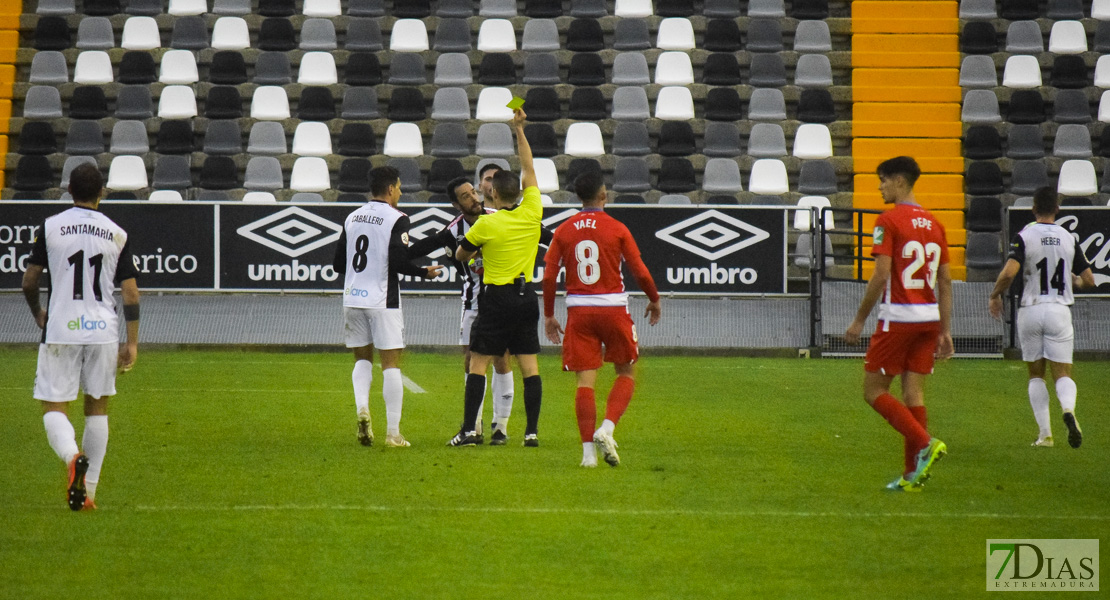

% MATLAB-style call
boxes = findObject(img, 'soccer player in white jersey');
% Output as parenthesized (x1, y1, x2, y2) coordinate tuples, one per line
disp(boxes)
(22, 163, 140, 511)
(989, 187, 1096, 448)
(332, 166, 443, 448)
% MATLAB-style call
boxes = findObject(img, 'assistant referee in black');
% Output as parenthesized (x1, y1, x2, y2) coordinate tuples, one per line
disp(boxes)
(449, 108, 544, 447)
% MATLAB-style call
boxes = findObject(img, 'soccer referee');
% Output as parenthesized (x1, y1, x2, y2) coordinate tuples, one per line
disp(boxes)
(449, 108, 544, 447)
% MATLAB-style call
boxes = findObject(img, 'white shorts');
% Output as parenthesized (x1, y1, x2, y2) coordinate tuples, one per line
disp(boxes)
(344, 307, 405, 350)
(1017, 303, 1074, 364)
(459, 307, 478, 346)
(33, 343, 119, 402)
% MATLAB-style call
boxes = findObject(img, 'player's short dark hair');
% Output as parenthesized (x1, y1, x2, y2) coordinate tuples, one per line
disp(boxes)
(478, 163, 503, 181)
(876, 156, 921, 187)
(445, 176, 470, 205)
(368, 166, 400, 197)
(68, 163, 103, 203)
(1032, 186, 1060, 217)
(573, 170, 605, 203)
(490, 169, 520, 204)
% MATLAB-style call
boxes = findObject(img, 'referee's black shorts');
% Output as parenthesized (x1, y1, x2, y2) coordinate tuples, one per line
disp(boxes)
(469, 280, 541, 356)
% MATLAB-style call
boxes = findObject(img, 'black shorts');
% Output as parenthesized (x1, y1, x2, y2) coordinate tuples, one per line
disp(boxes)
(469, 281, 541, 356)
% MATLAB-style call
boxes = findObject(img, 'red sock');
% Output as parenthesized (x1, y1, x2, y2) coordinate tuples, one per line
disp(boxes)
(575, 387, 596, 443)
(905, 406, 928, 475)
(872, 393, 931, 471)
(604, 376, 635, 424)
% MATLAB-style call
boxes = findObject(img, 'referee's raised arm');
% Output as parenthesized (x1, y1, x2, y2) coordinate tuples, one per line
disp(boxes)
(511, 109, 537, 191)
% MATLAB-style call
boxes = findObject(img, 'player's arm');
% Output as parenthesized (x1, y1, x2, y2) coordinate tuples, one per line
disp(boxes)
(845, 254, 891, 344)
(539, 226, 554, 247)
(988, 259, 1021, 319)
(511, 108, 538, 190)
(622, 233, 661, 326)
(21, 264, 47, 329)
(935, 262, 954, 360)
(332, 229, 348, 274)
(408, 227, 453, 259)
(390, 217, 442, 279)
(456, 219, 485, 264)
(542, 236, 564, 344)
(118, 277, 140, 372)
(1072, 236, 1097, 290)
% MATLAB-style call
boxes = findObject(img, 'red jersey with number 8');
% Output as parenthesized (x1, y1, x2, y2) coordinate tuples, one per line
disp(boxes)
(871, 203, 950, 332)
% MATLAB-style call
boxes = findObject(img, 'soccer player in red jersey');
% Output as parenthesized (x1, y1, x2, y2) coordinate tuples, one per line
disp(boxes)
(845, 156, 953, 491)
(542, 172, 662, 467)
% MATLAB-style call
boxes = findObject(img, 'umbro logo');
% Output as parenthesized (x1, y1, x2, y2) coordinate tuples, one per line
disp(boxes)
(236, 207, 343, 258)
(654, 210, 771, 261)
(406, 208, 460, 259)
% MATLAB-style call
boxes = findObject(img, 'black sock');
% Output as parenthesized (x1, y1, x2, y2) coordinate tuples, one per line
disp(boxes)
(463, 374, 486, 432)
(523, 375, 542, 435)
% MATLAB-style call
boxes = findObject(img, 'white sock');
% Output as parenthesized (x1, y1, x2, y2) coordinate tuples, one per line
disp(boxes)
(598, 419, 616, 437)
(43, 412, 79, 464)
(1028, 378, 1052, 439)
(82, 415, 108, 501)
(382, 368, 403, 436)
(583, 441, 597, 461)
(1056, 376, 1077, 413)
(492, 371, 514, 430)
(352, 360, 373, 418)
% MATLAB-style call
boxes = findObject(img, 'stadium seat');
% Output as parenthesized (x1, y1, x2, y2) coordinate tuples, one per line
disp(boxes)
(388, 52, 427, 85)
(253, 52, 291, 85)
(612, 194, 647, 204)
(568, 53, 606, 86)
(77, 17, 115, 49)
(656, 18, 695, 50)
(244, 157, 285, 191)
(962, 90, 1002, 124)
(564, 123, 605, 157)
(427, 159, 467, 193)
(475, 123, 514, 157)
(110, 120, 150, 154)
(1007, 90, 1045, 124)
(523, 87, 561, 121)
(567, 18, 605, 51)
(291, 122, 333, 157)
(703, 0, 741, 17)
(387, 87, 426, 121)
(34, 15, 71, 50)
(960, 21, 999, 54)
(476, 88, 515, 121)
(747, 19, 784, 52)
(612, 87, 650, 121)
(431, 88, 471, 121)
(36, 0, 76, 14)
(160, 50, 199, 84)
(432, 19, 471, 52)
(655, 52, 694, 85)
(383, 123, 424, 158)
(748, 124, 788, 158)
(296, 52, 338, 86)
(1004, 55, 1043, 88)
(158, 86, 197, 119)
(393, 0, 430, 17)
(289, 192, 324, 202)
(1052, 56, 1088, 88)
(1010, 160, 1048, 195)
(149, 190, 185, 202)
(60, 157, 97, 189)
(798, 160, 839, 195)
(1048, 0, 1084, 18)
(251, 87, 291, 120)
(65, 120, 106, 155)
(73, 52, 113, 84)
(657, 194, 690, 205)
(966, 161, 1005, 195)
(240, 192, 276, 203)
(705, 195, 739, 205)
(247, 122, 287, 155)
(1049, 21, 1087, 54)
(793, 233, 835, 268)
(213, 0, 251, 13)
(615, 0, 653, 17)
(259, 18, 296, 51)
(748, 159, 789, 194)
(749, 0, 785, 16)
(290, 157, 331, 192)
(795, 55, 833, 88)
(523, 53, 561, 85)
(1100, 91, 1110, 122)
(524, 124, 558, 158)
(203, 86, 241, 119)
(612, 53, 650, 85)
(705, 88, 743, 121)
(703, 159, 743, 193)
(959, 0, 996, 17)
(345, 53, 383, 86)
(612, 122, 652, 156)
(966, 197, 1003, 232)
(702, 54, 742, 85)
(1053, 125, 1093, 158)
(202, 120, 241, 155)
(749, 54, 787, 87)
(199, 156, 240, 190)
(391, 19, 430, 52)
(530, 158, 559, 193)
(18, 122, 56, 155)
(657, 0, 696, 15)
(959, 56, 999, 89)
(1006, 125, 1044, 159)
(703, 122, 742, 157)
(1001, 0, 1038, 19)
(118, 51, 157, 84)
(389, 158, 423, 193)
(341, 88, 379, 120)
(1096, 56, 1110, 88)
(527, 0, 563, 17)
(794, 196, 834, 231)
(24, 86, 64, 119)
(211, 17, 250, 50)
(963, 125, 1003, 159)
(336, 123, 376, 157)
(303, 0, 341, 16)
(704, 19, 742, 52)
(169, 0, 206, 14)
(748, 89, 787, 121)
(793, 124, 833, 159)
(479, 53, 517, 85)
(569, 87, 606, 120)
(1005, 21, 1044, 54)
(794, 20, 832, 52)
(1053, 90, 1091, 124)
(657, 121, 696, 156)
(83, 0, 121, 14)
(656, 158, 696, 193)
(563, 159, 602, 191)
(480, 0, 517, 16)
(1096, 0, 1110, 19)
(965, 232, 1004, 269)
(346, 18, 383, 51)
(437, 0, 473, 16)
(478, 19, 517, 52)
(434, 53, 473, 85)
(612, 158, 651, 193)
(121, 16, 160, 50)
(107, 156, 149, 191)
(613, 19, 651, 50)
(300, 18, 338, 51)
(522, 19, 560, 51)
(655, 87, 695, 120)
(429, 123, 470, 157)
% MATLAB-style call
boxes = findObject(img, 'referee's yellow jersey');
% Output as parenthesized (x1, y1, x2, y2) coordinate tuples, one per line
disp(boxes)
(464, 186, 543, 285)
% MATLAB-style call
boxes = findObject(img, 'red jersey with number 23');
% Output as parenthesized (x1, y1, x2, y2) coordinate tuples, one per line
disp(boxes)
(871, 203, 949, 333)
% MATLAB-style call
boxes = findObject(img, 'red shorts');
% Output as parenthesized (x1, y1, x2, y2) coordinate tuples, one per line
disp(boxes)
(561, 307, 639, 372)
(864, 323, 940, 376)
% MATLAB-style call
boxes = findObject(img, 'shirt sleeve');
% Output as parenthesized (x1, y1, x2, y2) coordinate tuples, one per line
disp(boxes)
(541, 235, 563, 318)
(332, 229, 347, 274)
(389, 215, 429, 278)
(1007, 233, 1025, 266)
(521, 186, 543, 222)
(936, 222, 950, 265)
(114, 237, 139, 283)
(620, 226, 660, 302)
(463, 215, 489, 249)
(1072, 236, 1092, 273)
(539, 225, 554, 246)
(407, 226, 454, 258)
(870, 213, 892, 257)
(27, 222, 48, 267)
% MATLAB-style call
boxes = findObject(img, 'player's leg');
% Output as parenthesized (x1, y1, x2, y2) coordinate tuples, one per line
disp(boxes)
(515, 353, 542, 446)
(490, 351, 514, 442)
(899, 331, 947, 487)
(460, 308, 485, 437)
(78, 343, 117, 509)
(863, 333, 931, 486)
(596, 311, 639, 445)
(448, 351, 493, 445)
(509, 291, 543, 447)
(1026, 359, 1053, 446)
(900, 370, 930, 476)
(1043, 305, 1080, 448)
(35, 344, 88, 510)
(345, 307, 376, 446)
(575, 369, 599, 467)
(374, 309, 409, 447)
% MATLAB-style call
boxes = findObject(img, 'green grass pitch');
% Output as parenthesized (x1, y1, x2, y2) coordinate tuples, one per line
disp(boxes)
(1, 348, 1106, 599)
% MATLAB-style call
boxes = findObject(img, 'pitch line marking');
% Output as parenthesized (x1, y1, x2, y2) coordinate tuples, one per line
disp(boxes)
(123, 504, 1110, 521)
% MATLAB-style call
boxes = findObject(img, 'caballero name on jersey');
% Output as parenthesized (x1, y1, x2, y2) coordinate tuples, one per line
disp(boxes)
(351, 215, 385, 225)
(60, 224, 116, 241)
